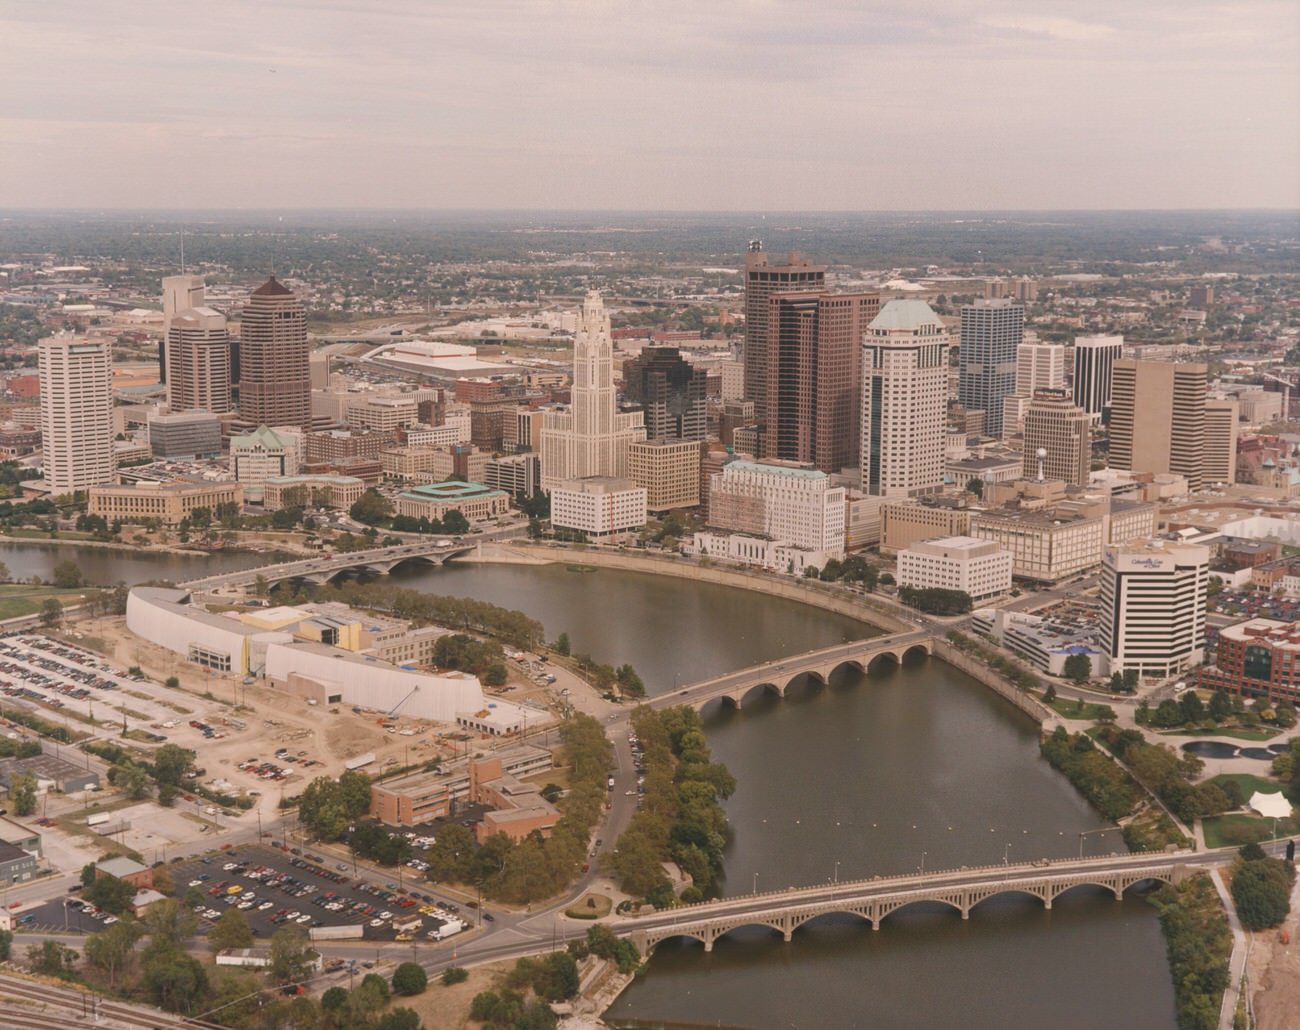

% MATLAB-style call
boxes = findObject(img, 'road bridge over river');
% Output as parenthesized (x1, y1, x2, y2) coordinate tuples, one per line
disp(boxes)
(623, 851, 1200, 954)
(179, 540, 474, 591)
(650, 630, 935, 711)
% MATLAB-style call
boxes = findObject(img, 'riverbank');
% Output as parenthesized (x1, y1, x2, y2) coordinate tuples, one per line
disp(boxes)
(0, 532, 212, 558)
(460, 541, 911, 633)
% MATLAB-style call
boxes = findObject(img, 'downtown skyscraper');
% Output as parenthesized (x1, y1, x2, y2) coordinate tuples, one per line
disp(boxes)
(860, 300, 950, 498)
(958, 298, 1024, 436)
(237, 276, 310, 430)
(39, 335, 115, 493)
(541, 290, 645, 491)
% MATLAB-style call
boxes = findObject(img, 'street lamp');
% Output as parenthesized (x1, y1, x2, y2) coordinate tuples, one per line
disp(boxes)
(919, 850, 927, 875)
(833, 862, 839, 885)
(752, 872, 758, 894)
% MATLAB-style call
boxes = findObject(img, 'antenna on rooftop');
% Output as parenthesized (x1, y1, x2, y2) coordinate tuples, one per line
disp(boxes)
(180, 228, 185, 274)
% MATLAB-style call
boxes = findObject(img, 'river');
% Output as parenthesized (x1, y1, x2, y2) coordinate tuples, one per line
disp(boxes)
(22, 545, 1178, 1028)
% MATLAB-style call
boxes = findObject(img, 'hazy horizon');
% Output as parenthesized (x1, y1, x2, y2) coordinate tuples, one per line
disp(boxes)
(4, 1, 1297, 212)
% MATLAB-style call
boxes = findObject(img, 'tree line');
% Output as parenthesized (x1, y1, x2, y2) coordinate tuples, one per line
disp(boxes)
(610, 706, 736, 905)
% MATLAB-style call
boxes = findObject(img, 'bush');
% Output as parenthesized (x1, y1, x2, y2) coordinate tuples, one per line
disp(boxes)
(441, 966, 468, 986)
(391, 961, 428, 996)
(1232, 857, 1295, 931)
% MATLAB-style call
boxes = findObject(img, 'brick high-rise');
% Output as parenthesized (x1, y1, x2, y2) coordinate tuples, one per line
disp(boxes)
(742, 243, 824, 434)
(238, 276, 310, 429)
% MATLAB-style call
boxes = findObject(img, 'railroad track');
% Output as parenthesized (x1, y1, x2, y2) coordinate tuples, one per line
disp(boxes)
(0, 972, 225, 1029)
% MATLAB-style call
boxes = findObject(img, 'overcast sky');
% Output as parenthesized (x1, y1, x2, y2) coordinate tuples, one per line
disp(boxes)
(3, 0, 1297, 210)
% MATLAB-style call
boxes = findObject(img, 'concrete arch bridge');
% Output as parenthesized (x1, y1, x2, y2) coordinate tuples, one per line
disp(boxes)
(650, 631, 936, 712)
(624, 854, 1196, 954)
(180, 541, 473, 592)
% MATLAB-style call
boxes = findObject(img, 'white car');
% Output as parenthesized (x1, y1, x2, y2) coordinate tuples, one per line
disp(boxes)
(286, 911, 300, 920)
(296, 914, 312, 924)
(369, 918, 385, 927)
(188, 879, 203, 887)
(379, 911, 393, 920)
(103, 915, 118, 925)
(223, 863, 238, 871)
(238, 901, 253, 910)
(258, 902, 274, 911)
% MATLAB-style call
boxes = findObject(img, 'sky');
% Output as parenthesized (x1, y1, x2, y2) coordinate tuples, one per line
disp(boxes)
(3, 0, 1298, 210)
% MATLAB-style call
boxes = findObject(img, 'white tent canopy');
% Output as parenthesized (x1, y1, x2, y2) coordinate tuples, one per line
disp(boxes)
(1247, 791, 1292, 820)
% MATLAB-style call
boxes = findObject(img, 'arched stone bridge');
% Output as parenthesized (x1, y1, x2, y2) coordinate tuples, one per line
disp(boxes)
(623, 853, 1196, 954)
(179, 541, 474, 592)
(650, 631, 935, 712)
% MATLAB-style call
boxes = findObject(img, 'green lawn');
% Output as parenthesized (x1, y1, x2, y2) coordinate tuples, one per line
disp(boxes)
(1206, 773, 1285, 797)
(1041, 694, 1115, 721)
(1203, 811, 1300, 850)
(1161, 726, 1279, 742)
(0, 584, 101, 620)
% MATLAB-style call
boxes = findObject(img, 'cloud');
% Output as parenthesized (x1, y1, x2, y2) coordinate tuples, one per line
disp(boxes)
(980, 14, 1114, 41)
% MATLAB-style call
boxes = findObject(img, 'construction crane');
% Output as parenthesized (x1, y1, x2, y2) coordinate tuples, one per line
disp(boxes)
(386, 684, 420, 719)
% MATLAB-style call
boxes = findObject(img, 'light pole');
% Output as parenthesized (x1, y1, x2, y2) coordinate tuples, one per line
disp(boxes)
(833, 862, 839, 885)
(1003, 843, 1012, 879)
(752, 872, 758, 895)
(919, 850, 927, 875)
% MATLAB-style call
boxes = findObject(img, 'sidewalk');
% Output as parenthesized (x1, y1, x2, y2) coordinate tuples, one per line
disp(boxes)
(1210, 867, 1249, 1030)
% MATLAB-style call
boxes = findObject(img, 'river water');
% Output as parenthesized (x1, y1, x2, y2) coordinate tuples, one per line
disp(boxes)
(24, 545, 1177, 1028)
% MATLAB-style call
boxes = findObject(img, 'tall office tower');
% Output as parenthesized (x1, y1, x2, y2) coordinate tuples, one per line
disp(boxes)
(540, 291, 646, 491)
(166, 306, 231, 413)
(238, 276, 311, 430)
(1101, 540, 1209, 678)
(958, 298, 1023, 437)
(162, 274, 205, 327)
(159, 274, 206, 385)
(860, 300, 950, 498)
(621, 347, 707, 441)
(1072, 335, 1124, 421)
(1203, 398, 1239, 485)
(742, 243, 824, 432)
(1015, 337, 1065, 395)
(1108, 359, 1208, 491)
(1021, 388, 1091, 485)
(764, 291, 880, 472)
(38, 335, 115, 493)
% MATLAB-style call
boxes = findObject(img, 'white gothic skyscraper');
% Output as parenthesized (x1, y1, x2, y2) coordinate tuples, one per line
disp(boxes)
(541, 291, 645, 491)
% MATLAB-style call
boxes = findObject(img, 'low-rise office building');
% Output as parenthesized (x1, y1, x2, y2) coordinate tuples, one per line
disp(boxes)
(0, 754, 100, 795)
(551, 477, 647, 539)
(395, 480, 510, 522)
(484, 453, 541, 498)
(880, 497, 975, 555)
(1197, 619, 1300, 705)
(0, 841, 38, 885)
(370, 745, 553, 826)
(148, 410, 222, 460)
(628, 439, 700, 511)
(897, 536, 1012, 602)
(970, 608, 1110, 678)
(969, 507, 1105, 583)
(88, 480, 243, 526)
(262, 474, 365, 512)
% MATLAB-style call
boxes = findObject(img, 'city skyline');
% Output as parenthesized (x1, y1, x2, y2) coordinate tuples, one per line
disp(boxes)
(2, 1, 1297, 211)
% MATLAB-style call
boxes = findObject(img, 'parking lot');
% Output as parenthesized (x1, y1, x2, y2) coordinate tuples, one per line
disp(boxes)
(19, 844, 469, 945)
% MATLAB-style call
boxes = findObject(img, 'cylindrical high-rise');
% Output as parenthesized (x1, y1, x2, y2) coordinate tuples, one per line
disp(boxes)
(39, 335, 115, 492)
(238, 276, 310, 429)
(166, 306, 231, 413)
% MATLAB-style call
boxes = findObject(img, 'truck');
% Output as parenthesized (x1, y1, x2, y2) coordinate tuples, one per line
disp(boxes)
(345, 753, 376, 771)
(430, 919, 465, 940)
(309, 923, 365, 941)
(86, 812, 110, 827)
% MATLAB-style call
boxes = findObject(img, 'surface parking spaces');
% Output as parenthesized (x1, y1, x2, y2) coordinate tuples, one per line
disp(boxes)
(162, 845, 462, 943)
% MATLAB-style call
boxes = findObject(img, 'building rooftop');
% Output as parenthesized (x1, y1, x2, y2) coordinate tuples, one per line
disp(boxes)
(555, 476, 640, 495)
(1218, 618, 1300, 650)
(97, 855, 148, 879)
(725, 459, 827, 481)
(251, 276, 293, 297)
(869, 299, 942, 332)
(398, 480, 506, 502)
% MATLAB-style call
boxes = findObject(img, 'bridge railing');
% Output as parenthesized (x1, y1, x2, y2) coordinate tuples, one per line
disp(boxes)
(626, 851, 1187, 917)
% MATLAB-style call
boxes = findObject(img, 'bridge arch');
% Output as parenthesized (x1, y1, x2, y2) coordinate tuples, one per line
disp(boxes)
(865, 651, 903, 674)
(877, 895, 966, 925)
(790, 908, 877, 934)
(902, 642, 932, 662)
(966, 887, 1050, 914)
(737, 681, 785, 706)
(825, 658, 867, 680)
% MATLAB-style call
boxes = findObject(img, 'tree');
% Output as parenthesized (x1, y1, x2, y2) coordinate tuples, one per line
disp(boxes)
(52, 560, 83, 588)
(164, 675, 180, 689)
(441, 966, 469, 986)
(482, 662, 508, 687)
(378, 1008, 423, 1030)
(0, 928, 11, 961)
(140, 942, 208, 1014)
(350, 489, 394, 526)
(208, 908, 254, 952)
(151, 744, 195, 788)
(321, 986, 349, 1012)
(144, 899, 198, 950)
(1043, 683, 1057, 704)
(268, 927, 317, 984)
(554, 632, 571, 657)
(1232, 858, 1294, 930)
(392, 960, 429, 996)
(441, 509, 470, 534)
(84, 920, 143, 987)
(115, 763, 152, 800)
(27, 939, 75, 977)
(83, 872, 136, 914)
(1063, 653, 1092, 684)
(40, 597, 63, 626)
(152, 866, 174, 896)
(10, 771, 36, 816)
(965, 477, 984, 498)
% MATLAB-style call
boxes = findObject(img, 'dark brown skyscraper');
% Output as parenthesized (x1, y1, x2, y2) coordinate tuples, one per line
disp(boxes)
(764, 291, 880, 472)
(742, 243, 824, 434)
(621, 347, 707, 441)
(238, 276, 310, 429)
